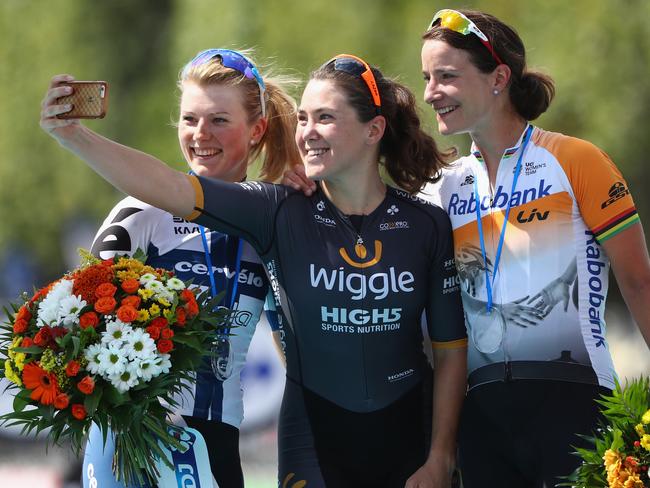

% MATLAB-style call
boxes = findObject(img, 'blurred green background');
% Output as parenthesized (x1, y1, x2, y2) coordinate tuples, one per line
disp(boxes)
(1, 0, 649, 293)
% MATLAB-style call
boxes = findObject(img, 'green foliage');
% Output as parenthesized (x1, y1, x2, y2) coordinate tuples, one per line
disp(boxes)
(1, 0, 648, 286)
(560, 376, 650, 487)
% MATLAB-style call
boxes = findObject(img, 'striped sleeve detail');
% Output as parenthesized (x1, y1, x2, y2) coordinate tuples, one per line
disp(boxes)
(432, 338, 468, 350)
(592, 207, 640, 243)
(183, 174, 204, 221)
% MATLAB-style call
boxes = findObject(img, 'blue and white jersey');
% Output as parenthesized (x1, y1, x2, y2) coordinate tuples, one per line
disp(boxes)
(91, 196, 277, 427)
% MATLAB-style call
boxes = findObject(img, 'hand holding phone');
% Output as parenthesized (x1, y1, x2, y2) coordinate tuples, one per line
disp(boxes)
(56, 81, 109, 119)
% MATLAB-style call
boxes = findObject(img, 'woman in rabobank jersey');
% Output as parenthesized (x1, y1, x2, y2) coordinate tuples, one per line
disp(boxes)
(80, 49, 300, 488)
(419, 9, 650, 488)
(41, 53, 468, 487)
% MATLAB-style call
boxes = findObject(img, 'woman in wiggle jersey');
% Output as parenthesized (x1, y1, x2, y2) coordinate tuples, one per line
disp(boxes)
(418, 9, 650, 488)
(40, 53, 468, 488)
(75, 48, 299, 488)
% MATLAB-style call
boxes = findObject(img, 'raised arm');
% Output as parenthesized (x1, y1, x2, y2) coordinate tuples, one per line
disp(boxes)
(40, 74, 194, 218)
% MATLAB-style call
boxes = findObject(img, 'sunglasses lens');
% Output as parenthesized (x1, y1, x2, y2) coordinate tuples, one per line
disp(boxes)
(437, 10, 470, 34)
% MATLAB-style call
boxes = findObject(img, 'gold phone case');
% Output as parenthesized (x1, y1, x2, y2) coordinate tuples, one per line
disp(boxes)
(57, 81, 109, 119)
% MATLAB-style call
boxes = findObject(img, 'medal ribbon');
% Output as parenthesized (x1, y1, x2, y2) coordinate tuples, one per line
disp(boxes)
(473, 124, 533, 312)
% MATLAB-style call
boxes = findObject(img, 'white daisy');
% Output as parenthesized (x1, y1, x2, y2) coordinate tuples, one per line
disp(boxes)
(37, 279, 74, 327)
(110, 362, 141, 393)
(102, 320, 132, 346)
(139, 273, 158, 284)
(137, 357, 162, 382)
(165, 277, 185, 291)
(124, 328, 156, 361)
(84, 343, 103, 375)
(97, 343, 128, 377)
(58, 294, 87, 328)
(155, 354, 172, 375)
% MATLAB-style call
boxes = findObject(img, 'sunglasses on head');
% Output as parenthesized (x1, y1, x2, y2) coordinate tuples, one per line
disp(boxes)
(322, 54, 382, 114)
(181, 48, 266, 117)
(428, 9, 503, 65)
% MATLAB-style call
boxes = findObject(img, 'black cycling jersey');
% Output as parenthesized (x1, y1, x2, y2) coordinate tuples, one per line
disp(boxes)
(187, 176, 466, 413)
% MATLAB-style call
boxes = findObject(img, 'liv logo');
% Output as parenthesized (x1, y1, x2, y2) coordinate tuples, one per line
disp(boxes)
(339, 240, 383, 268)
(516, 208, 549, 223)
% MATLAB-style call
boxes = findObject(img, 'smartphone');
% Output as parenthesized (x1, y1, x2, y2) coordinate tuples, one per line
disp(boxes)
(56, 81, 109, 119)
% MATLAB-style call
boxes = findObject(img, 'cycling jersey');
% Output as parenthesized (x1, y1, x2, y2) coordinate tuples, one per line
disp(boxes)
(185, 177, 466, 412)
(421, 124, 639, 390)
(91, 196, 277, 427)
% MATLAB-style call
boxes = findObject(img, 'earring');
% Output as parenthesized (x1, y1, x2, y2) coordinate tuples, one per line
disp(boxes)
(250, 140, 256, 146)
(493, 89, 499, 95)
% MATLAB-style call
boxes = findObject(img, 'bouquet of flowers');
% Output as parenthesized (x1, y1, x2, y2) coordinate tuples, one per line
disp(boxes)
(0, 250, 225, 486)
(563, 376, 650, 488)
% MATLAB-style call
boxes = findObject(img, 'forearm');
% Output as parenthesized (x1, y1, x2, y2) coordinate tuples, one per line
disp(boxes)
(618, 279, 650, 349)
(427, 347, 467, 463)
(59, 125, 194, 217)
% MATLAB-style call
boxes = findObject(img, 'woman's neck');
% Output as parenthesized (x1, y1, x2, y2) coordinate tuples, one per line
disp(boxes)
(471, 115, 527, 184)
(321, 166, 386, 216)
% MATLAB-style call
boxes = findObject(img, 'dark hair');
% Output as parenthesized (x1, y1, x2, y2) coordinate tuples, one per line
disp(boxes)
(423, 9, 555, 121)
(310, 61, 454, 194)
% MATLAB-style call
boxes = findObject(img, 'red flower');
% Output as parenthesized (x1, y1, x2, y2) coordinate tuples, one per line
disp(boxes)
(22, 362, 59, 406)
(71, 404, 87, 420)
(181, 289, 195, 303)
(116, 305, 138, 323)
(161, 328, 174, 339)
(54, 393, 69, 410)
(102, 258, 114, 267)
(13, 318, 28, 334)
(150, 317, 168, 329)
(95, 283, 117, 299)
(185, 301, 199, 318)
(121, 279, 140, 294)
(77, 376, 95, 395)
(52, 326, 67, 339)
(121, 295, 141, 309)
(145, 325, 161, 340)
(30, 284, 53, 305)
(65, 360, 80, 377)
(33, 326, 52, 347)
(21, 337, 34, 348)
(157, 339, 174, 354)
(94, 296, 117, 314)
(175, 307, 187, 326)
(16, 306, 32, 322)
(79, 311, 99, 329)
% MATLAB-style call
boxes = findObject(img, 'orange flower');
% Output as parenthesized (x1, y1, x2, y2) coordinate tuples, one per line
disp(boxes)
(22, 362, 59, 406)
(146, 325, 161, 340)
(161, 327, 174, 339)
(181, 289, 195, 303)
(185, 301, 199, 318)
(121, 279, 140, 294)
(95, 282, 117, 299)
(121, 295, 141, 309)
(72, 265, 114, 304)
(157, 339, 174, 354)
(54, 393, 69, 410)
(16, 306, 32, 322)
(175, 307, 187, 326)
(102, 258, 114, 267)
(77, 376, 95, 395)
(71, 404, 87, 420)
(65, 360, 80, 377)
(79, 311, 99, 329)
(13, 318, 28, 334)
(33, 326, 53, 348)
(94, 296, 117, 314)
(21, 337, 34, 348)
(116, 305, 138, 323)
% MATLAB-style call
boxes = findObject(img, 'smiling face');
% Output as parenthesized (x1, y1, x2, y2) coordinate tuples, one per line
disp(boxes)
(421, 39, 498, 137)
(295, 79, 378, 182)
(178, 81, 264, 181)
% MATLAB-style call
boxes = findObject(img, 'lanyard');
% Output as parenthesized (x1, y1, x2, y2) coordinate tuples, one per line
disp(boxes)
(199, 226, 242, 309)
(473, 125, 533, 312)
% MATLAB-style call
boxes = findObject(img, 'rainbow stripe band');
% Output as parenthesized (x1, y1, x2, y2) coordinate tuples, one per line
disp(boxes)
(592, 207, 640, 243)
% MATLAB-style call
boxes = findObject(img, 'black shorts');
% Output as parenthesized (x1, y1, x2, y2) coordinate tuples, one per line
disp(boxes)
(278, 377, 432, 488)
(182, 416, 243, 488)
(457, 380, 609, 488)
